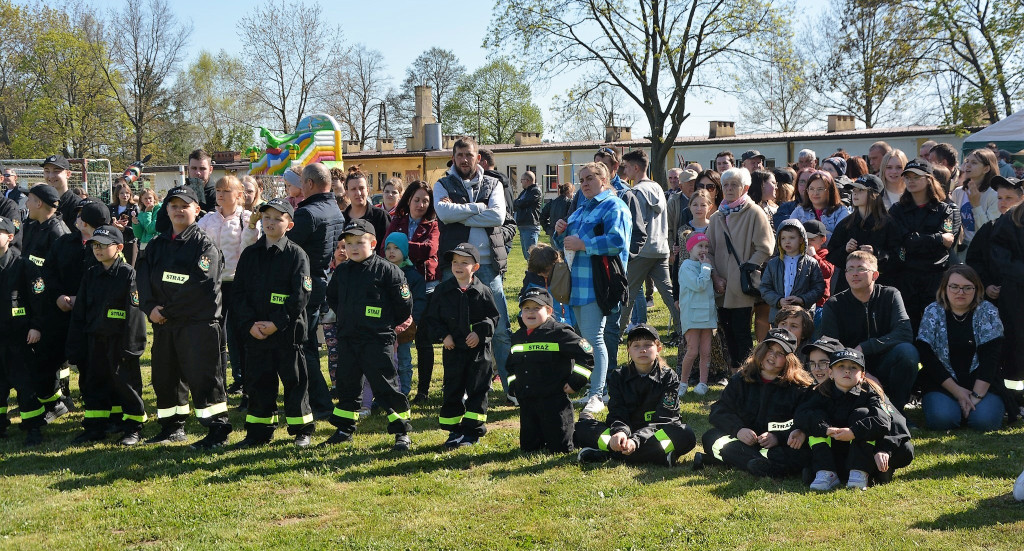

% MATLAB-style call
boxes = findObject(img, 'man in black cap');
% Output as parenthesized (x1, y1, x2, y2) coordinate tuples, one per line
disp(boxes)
(288, 162, 344, 420)
(741, 150, 766, 173)
(21, 185, 68, 268)
(40, 154, 82, 230)
(231, 197, 316, 448)
(66, 225, 147, 446)
(40, 199, 111, 419)
(323, 218, 414, 451)
(137, 186, 232, 449)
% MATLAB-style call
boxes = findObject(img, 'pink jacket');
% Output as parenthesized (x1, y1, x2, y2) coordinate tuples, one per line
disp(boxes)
(197, 206, 260, 280)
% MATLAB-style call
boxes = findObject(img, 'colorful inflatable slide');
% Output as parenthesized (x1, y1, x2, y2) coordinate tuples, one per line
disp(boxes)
(247, 113, 344, 175)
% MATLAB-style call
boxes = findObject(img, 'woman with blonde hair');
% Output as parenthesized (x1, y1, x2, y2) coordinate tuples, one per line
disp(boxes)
(879, 148, 909, 210)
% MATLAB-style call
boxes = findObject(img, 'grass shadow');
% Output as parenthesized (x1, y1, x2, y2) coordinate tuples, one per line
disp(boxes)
(911, 494, 1024, 530)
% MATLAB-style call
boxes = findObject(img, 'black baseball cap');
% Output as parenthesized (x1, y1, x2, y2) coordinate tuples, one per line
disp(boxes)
(341, 218, 376, 238)
(0, 216, 16, 235)
(165, 185, 200, 205)
(902, 158, 933, 176)
(28, 184, 60, 208)
(991, 175, 1023, 190)
(259, 197, 295, 217)
(78, 200, 111, 228)
(829, 348, 866, 369)
(87, 225, 123, 246)
(444, 242, 480, 264)
(741, 150, 766, 163)
(850, 174, 884, 194)
(626, 323, 660, 343)
(802, 219, 827, 238)
(801, 336, 844, 358)
(519, 287, 553, 308)
(40, 154, 71, 171)
(763, 328, 798, 355)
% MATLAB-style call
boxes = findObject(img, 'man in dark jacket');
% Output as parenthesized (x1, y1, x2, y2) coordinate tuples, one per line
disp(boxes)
(541, 182, 574, 242)
(814, 251, 919, 412)
(40, 154, 82, 232)
(512, 171, 542, 260)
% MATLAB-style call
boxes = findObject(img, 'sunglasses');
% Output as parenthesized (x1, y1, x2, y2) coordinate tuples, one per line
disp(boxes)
(596, 147, 616, 156)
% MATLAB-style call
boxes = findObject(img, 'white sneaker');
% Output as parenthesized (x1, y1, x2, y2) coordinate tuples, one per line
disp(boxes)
(677, 383, 688, 397)
(693, 382, 710, 396)
(847, 469, 869, 490)
(809, 470, 840, 491)
(1014, 468, 1024, 501)
(646, 299, 655, 309)
(582, 395, 605, 415)
(573, 395, 590, 405)
(357, 407, 371, 419)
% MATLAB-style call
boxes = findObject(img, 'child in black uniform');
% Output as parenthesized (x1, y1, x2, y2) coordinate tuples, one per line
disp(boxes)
(232, 198, 315, 448)
(0, 215, 47, 446)
(575, 324, 696, 466)
(424, 243, 500, 449)
(66, 226, 147, 446)
(506, 287, 592, 453)
(324, 219, 414, 451)
(796, 348, 913, 490)
(137, 186, 231, 449)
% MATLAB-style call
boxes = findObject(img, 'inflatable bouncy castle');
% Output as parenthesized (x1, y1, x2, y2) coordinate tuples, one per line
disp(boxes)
(247, 113, 344, 175)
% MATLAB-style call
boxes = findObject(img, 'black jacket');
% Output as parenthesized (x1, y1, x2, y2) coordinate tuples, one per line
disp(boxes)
(795, 381, 890, 442)
(424, 274, 499, 348)
(137, 223, 224, 325)
(484, 168, 519, 251)
(966, 218, 998, 289)
(606, 361, 682, 437)
(506, 317, 593, 400)
(66, 256, 146, 363)
(815, 284, 913, 359)
(289, 192, 345, 280)
(541, 194, 572, 235)
(0, 248, 45, 344)
(889, 199, 960, 272)
(0, 195, 22, 251)
(325, 253, 412, 342)
(709, 372, 809, 440)
(56, 189, 82, 232)
(21, 215, 68, 268)
(989, 214, 1024, 380)
(233, 236, 311, 348)
(42, 231, 98, 303)
(513, 184, 542, 227)
(826, 214, 902, 292)
(343, 204, 391, 254)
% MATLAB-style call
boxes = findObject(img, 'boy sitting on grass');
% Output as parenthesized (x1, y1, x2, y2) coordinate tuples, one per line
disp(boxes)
(506, 287, 592, 453)
(574, 324, 696, 466)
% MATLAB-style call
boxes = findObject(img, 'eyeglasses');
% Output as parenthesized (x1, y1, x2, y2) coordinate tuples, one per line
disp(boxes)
(807, 360, 830, 370)
(947, 284, 976, 294)
(846, 267, 873, 274)
(597, 147, 616, 157)
(695, 183, 713, 189)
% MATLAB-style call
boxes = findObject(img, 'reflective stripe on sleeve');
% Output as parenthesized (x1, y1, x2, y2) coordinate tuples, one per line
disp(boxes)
(572, 364, 592, 379)
(598, 428, 612, 451)
(808, 436, 832, 448)
(1005, 379, 1024, 391)
(506, 374, 517, 384)
(653, 428, 675, 454)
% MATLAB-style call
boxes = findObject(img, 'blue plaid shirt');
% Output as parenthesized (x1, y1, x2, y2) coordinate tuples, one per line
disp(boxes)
(554, 189, 632, 306)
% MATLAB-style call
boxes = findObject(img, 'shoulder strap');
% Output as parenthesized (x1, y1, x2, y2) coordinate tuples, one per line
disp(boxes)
(722, 228, 743, 268)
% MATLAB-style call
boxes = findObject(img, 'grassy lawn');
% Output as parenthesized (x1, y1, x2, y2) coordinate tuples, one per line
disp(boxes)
(1, 235, 1022, 550)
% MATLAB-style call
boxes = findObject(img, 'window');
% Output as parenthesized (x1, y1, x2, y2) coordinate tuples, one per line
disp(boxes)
(545, 165, 558, 192)
(378, 172, 387, 190)
(507, 166, 518, 190)
(526, 165, 537, 176)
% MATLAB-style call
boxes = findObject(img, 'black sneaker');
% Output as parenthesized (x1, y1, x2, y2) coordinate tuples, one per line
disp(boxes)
(692, 452, 705, 470)
(577, 447, 610, 464)
(459, 434, 479, 447)
(746, 456, 786, 478)
(444, 431, 464, 450)
(392, 433, 412, 451)
(71, 429, 107, 445)
(44, 401, 69, 424)
(293, 434, 312, 448)
(119, 431, 142, 447)
(233, 435, 271, 450)
(226, 381, 244, 395)
(24, 427, 43, 447)
(322, 428, 352, 445)
(145, 427, 187, 444)
(665, 332, 680, 347)
(190, 426, 232, 450)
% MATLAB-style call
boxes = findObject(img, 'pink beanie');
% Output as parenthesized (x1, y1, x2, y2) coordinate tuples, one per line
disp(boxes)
(686, 233, 709, 252)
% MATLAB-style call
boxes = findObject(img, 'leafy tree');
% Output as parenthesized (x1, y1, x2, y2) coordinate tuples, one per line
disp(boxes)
(734, 17, 815, 133)
(549, 76, 638, 141)
(448, 58, 542, 145)
(173, 50, 256, 153)
(328, 44, 390, 149)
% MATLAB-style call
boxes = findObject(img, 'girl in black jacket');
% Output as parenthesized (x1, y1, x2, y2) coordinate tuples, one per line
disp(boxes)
(827, 175, 901, 294)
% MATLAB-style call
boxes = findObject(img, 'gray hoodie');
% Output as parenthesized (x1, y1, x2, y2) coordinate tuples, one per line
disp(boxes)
(631, 178, 669, 257)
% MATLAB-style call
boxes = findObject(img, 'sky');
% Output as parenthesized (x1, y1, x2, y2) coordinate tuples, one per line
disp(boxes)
(74, 0, 826, 140)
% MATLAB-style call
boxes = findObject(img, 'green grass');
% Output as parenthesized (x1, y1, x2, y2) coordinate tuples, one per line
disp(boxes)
(1, 235, 1022, 550)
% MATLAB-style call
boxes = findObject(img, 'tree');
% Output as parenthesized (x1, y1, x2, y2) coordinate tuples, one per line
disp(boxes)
(235, 0, 344, 134)
(173, 50, 257, 152)
(404, 48, 465, 128)
(808, 0, 926, 128)
(0, 1, 35, 156)
(490, 0, 782, 184)
(448, 58, 543, 145)
(734, 18, 815, 133)
(102, 0, 192, 162)
(549, 77, 638, 141)
(329, 45, 390, 149)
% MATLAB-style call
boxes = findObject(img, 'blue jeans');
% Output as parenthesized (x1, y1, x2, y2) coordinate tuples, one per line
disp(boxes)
(574, 301, 609, 399)
(442, 263, 512, 392)
(519, 225, 540, 260)
(923, 391, 1004, 431)
(396, 341, 413, 395)
(868, 342, 919, 412)
(630, 291, 647, 326)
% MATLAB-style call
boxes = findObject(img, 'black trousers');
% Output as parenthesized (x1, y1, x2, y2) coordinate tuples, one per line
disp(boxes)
(244, 344, 314, 437)
(519, 395, 575, 453)
(700, 428, 808, 475)
(151, 321, 229, 429)
(0, 342, 44, 431)
(574, 418, 696, 465)
(82, 335, 144, 432)
(303, 278, 334, 415)
(718, 307, 753, 369)
(808, 435, 914, 479)
(415, 330, 434, 396)
(331, 336, 411, 435)
(898, 269, 944, 335)
(34, 316, 69, 410)
(439, 346, 493, 438)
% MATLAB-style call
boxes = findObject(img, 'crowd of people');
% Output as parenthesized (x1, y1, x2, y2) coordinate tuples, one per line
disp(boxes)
(1, 139, 1023, 495)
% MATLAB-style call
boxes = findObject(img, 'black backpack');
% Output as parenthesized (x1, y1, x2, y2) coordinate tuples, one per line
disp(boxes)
(590, 222, 627, 315)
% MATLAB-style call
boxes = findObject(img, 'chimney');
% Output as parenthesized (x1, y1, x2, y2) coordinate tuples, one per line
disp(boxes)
(408, 85, 437, 151)
(604, 125, 632, 143)
(709, 121, 735, 138)
(827, 115, 856, 133)
(343, 140, 362, 154)
(376, 138, 395, 152)
(514, 131, 542, 146)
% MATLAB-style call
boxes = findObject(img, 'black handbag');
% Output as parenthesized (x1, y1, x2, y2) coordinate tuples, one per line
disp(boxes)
(590, 222, 628, 315)
(723, 231, 763, 297)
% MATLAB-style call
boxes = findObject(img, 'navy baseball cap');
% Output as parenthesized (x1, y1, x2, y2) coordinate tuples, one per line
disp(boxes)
(519, 287, 553, 308)
(802, 219, 827, 238)
(88, 225, 124, 246)
(40, 154, 71, 171)
(830, 348, 866, 369)
(850, 174, 884, 194)
(902, 158, 934, 176)
(444, 242, 480, 264)
(626, 323, 660, 343)
(763, 328, 798, 355)
(341, 218, 376, 238)
(28, 184, 60, 208)
(0, 215, 16, 235)
(259, 197, 295, 217)
(78, 200, 111, 229)
(165, 185, 200, 205)
(802, 336, 844, 358)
